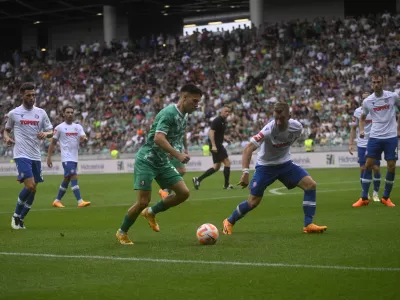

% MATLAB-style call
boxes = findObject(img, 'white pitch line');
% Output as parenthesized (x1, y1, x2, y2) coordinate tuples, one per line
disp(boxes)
(0, 180, 393, 215)
(0, 252, 398, 272)
(269, 187, 361, 195)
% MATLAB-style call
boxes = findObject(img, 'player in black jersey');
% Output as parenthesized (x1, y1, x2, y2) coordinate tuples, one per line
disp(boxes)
(193, 105, 233, 189)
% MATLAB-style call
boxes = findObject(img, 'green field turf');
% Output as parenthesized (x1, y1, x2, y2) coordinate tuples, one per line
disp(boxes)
(0, 168, 399, 300)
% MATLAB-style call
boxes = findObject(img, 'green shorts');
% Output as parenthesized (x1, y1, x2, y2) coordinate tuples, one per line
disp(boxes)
(133, 158, 183, 191)
(170, 156, 185, 169)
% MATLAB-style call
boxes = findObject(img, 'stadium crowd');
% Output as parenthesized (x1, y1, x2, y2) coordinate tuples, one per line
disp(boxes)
(0, 12, 399, 157)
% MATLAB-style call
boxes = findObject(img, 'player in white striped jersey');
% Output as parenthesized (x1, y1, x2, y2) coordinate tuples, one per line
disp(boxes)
(354, 72, 400, 207)
(348, 93, 381, 203)
(3, 82, 54, 229)
(222, 102, 327, 235)
(47, 106, 91, 208)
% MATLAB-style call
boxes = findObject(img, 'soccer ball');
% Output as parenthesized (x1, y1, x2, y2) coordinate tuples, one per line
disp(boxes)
(196, 223, 219, 245)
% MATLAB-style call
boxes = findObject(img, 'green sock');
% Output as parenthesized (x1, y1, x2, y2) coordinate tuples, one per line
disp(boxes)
(120, 214, 139, 233)
(150, 200, 170, 215)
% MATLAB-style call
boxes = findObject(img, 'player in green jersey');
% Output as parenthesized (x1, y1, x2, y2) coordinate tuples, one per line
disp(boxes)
(158, 131, 188, 200)
(116, 84, 202, 245)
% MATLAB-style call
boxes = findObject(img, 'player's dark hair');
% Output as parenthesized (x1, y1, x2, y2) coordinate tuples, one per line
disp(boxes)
(20, 82, 35, 93)
(274, 102, 290, 114)
(223, 104, 232, 110)
(180, 84, 203, 96)
(370, 70, 383, 78)
(63, 105, 74, 113)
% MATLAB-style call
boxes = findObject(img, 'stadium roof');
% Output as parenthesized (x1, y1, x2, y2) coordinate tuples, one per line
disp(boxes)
(0, 0, 249, 26)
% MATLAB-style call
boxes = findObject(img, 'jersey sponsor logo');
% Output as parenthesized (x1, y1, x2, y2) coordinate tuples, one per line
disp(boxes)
(373, 104, 390, 112)
(253, 132, 264, 142)
(65, 132, 79, 136)
(20, 120, 39, 126)
(365, 120, 372, 124)
(272, 141, 291, 148)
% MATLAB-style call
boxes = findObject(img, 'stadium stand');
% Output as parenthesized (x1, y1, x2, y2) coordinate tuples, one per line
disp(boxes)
(1, 13, 399, 158)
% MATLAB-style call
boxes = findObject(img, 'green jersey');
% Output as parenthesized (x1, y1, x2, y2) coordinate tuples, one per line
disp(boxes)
(136, 104, 187, 166)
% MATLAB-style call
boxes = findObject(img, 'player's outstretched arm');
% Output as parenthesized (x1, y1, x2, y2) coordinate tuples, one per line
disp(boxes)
(238, 142, 258, 189)
(154, 132, 190, 163)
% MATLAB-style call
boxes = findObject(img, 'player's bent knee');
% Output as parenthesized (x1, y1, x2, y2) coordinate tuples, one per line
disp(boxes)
(176, 187, 190, 200)
(248, 195, 261, 208)
(298, 176, 316, 191)
(214, 163, 222, 170)
(387, 161, 396, 172)
(26, 183, 36, 193)
(137, 191, 151, 208)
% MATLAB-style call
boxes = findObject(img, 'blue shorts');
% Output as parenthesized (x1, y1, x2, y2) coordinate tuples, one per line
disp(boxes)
(14, 158, 43, 183)
(366, 137, 398, 161)
(249, 161, 309, 197)
(62, 161, 78, 178)
(358, 147, 380, 166)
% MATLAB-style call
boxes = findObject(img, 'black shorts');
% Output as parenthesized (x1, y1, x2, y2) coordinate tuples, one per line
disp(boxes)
(211, 146, 229, 164)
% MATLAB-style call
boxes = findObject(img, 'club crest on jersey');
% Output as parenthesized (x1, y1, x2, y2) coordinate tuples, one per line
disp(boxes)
(21, 114, 24, 118)
(385, 98, 389, 104)
(288, 133, 293, 139)
(35, 114, 39, 119)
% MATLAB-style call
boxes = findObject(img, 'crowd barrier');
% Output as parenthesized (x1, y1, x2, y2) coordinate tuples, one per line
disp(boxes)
(0, 151, 385, 176)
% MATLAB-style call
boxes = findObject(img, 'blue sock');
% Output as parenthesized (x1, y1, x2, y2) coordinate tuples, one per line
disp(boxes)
(71, 180, 82, 202)
(303, 190, 316, 227)
(373, 172, 381, 193)
(56, 181, 69, 201)
(383, 172, 395, 199)
(14, 188, 31, 217)
(20, 193, 35, 220)
(360, 170, 364, 192)
(227, 200, 253, 224)
(361, 169, 372, 200)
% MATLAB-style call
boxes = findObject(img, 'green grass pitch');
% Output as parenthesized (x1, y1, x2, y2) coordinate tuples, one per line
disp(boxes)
(0, 168, 399, 300)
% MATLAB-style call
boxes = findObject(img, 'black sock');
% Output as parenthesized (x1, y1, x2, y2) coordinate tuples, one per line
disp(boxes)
(223, 166, 231, 187)
(198, 168, 216, 182)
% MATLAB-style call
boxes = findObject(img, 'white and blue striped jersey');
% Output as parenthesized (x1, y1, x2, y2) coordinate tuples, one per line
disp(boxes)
(5, 105, 53, 161)
(362, 91, 400, 139)
(250, 119, 303, 166)
(350, 107, 372, 148)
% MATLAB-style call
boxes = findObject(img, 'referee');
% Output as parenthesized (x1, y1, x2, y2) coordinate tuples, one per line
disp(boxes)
(193, 105, 233, 189)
